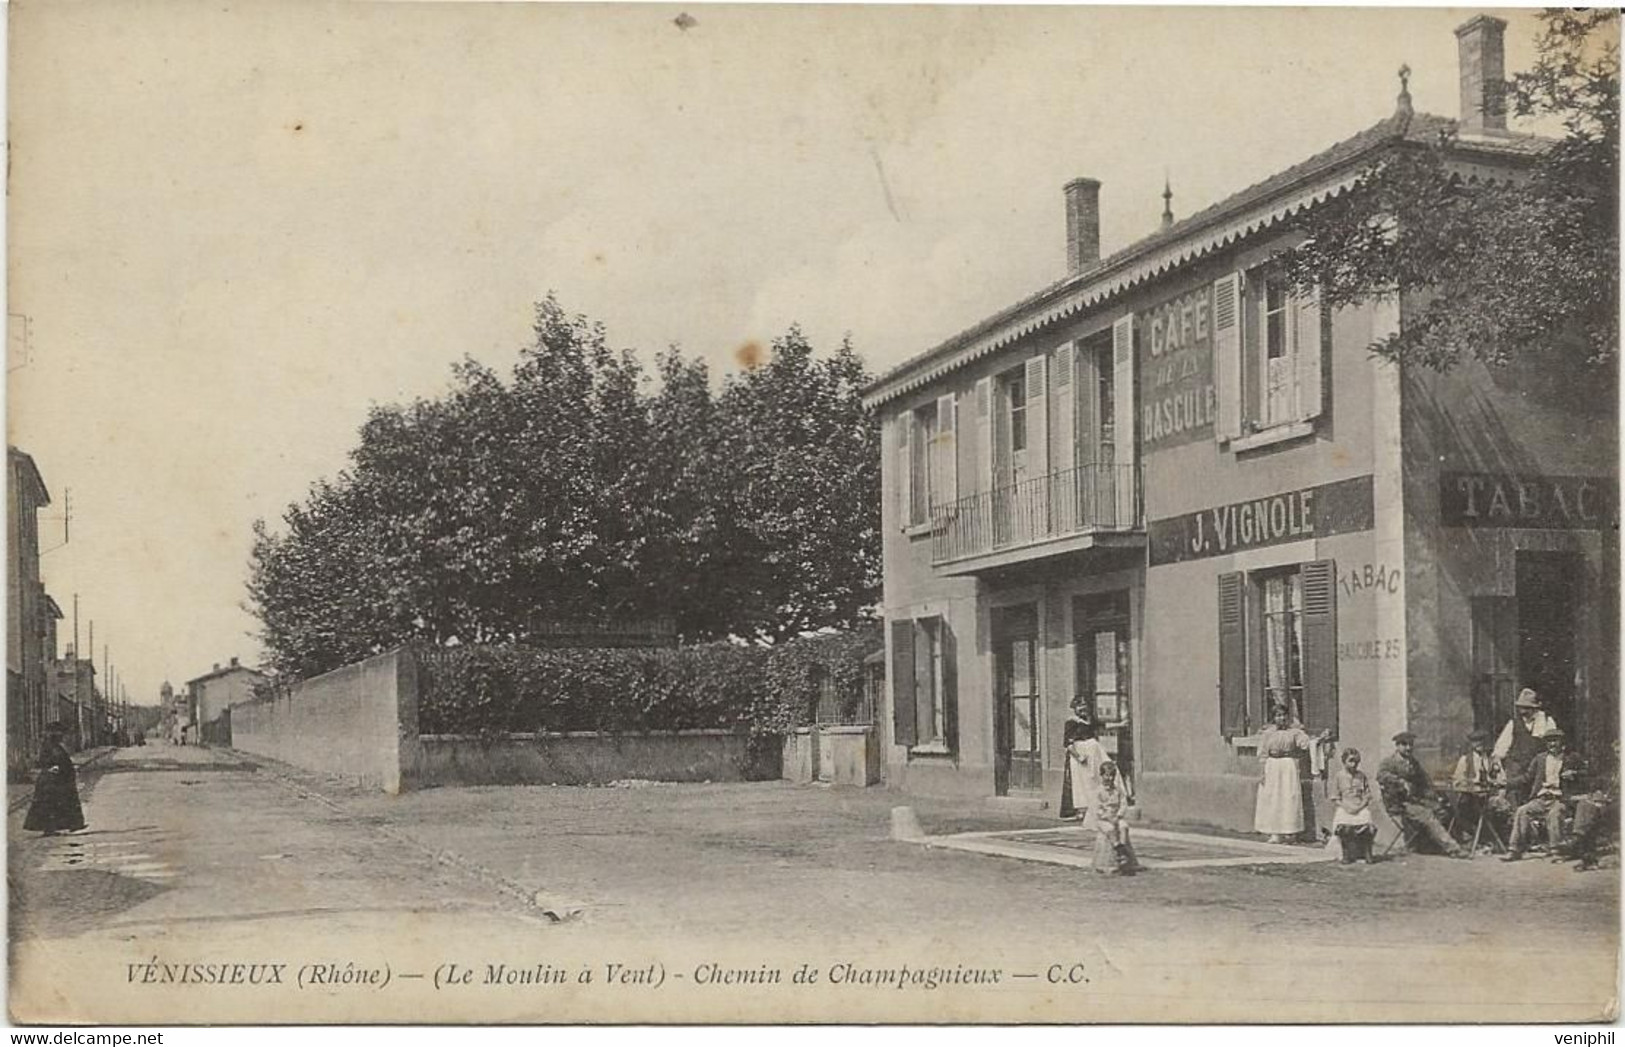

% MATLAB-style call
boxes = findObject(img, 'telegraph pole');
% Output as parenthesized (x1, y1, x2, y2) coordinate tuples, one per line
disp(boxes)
(72, 595, 84, 748)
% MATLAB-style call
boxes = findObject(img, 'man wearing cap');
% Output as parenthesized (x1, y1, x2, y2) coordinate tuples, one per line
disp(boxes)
(1503, 728, 1585, 862)
(1493, 689, 1560, 794)
(1452, 729, 1513, 846)
(1378, 732, 1467, 858)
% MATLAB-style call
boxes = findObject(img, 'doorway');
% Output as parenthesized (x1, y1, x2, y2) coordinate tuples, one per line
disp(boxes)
(993, 604, 1041, 795)
(1074, 592, 1133, 784)
(1516, 552, 1582, 740)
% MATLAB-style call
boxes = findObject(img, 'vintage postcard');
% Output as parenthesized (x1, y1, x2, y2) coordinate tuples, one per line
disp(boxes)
(7, 1, 1618, 1026)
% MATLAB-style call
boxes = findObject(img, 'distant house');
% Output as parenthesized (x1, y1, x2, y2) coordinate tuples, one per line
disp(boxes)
(52, 651, 98, 751)
(187, 657, 268, 742)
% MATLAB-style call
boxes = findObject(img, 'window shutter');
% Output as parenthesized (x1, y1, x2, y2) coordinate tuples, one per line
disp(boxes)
(1218, 571, 1248, 739)
(890, 618, 917, 748)
(895, 413, 912, 529)
(975, 377, 993, 495)
(940, 620, 959, 753)
(1111, 314, 1137, 527)
(1075, 345, 1099, 523)
(1053, 345, 1076, 530)
(1213, 273, 1243, 442)
(1024, 355, 1050, 533)
(1300, 559, 1339, 735)
(1024, 355, 1049, 477)
(1076, 343, 1098, 465)
(935, 393, 957, 509)
(1295, 286, 1324, 422)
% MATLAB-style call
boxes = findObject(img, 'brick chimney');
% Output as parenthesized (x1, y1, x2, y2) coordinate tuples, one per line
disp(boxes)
(1064, 178, 1101, 273)
(1455, 15, 1507, 134)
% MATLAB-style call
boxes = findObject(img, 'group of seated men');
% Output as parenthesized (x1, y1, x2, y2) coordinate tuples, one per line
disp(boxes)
(1374, 689, 1617, 868)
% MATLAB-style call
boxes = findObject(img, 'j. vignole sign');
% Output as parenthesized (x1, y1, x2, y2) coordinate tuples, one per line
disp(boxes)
(1147, 475, 1375, 566)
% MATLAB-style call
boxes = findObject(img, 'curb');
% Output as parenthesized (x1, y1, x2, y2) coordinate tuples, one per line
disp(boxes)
(7, 747, 116, 815)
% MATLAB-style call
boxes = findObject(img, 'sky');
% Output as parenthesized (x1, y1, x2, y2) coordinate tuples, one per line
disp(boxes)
(6, 3, 1550, 705)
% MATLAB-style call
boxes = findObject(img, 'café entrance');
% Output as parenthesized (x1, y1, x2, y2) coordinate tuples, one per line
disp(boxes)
(1074, 592, 1134, 784)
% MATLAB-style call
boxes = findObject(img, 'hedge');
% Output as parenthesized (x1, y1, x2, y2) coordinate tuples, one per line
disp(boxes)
(413, 627, 879, 739)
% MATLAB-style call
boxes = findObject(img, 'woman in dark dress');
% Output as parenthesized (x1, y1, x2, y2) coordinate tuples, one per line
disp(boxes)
(23, 723, 86, 835)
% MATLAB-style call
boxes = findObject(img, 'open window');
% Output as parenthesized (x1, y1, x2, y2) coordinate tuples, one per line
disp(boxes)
(1218, 559, 1338, 738)
(1214, 268, 1326, 448)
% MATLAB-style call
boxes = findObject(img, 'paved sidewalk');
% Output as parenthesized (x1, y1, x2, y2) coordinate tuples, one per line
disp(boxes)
(922, 824, 1338, 870)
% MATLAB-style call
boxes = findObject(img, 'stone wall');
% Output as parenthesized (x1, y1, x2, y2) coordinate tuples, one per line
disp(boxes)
(231, 648, 420, 794)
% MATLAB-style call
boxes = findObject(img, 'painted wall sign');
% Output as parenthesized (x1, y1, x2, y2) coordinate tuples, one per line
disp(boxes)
(1340, 562, 1402, 597)
(1138, 285, 1215, 451)
(1147, 474, 1375, 566)
(1440, 472, 1618, 531)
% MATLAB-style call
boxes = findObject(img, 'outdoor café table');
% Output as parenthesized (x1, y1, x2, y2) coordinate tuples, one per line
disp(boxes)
(1443, 778, 1508, 856)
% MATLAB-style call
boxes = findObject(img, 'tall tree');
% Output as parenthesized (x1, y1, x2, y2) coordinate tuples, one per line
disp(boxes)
(718, 328, 881, 643)
(1285, 10, 1617, 390)
(249, 299, 882, 675)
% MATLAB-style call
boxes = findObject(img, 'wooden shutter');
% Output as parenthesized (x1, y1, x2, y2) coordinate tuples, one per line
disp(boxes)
(1213, 272, 1243, 442)
(935, 394, 957, 509)
(1053, 345, 1075, 469)
(975, 377, 994, 494)
(1024, 355, 1049, 534)
(1300, 559, 1339, 735)
(940, 619, 959, 754)
(1112, 315, 1137, 527)
(1024, 354, 1049, 477)
(1295, 285, 1324, 422)
(1076, 342, 1098, 465)
(895, 413, 913, 529)
(890, 618, 917, 748)
(1053, 345, 1076, 530)
(1218, 571, 1249, 739)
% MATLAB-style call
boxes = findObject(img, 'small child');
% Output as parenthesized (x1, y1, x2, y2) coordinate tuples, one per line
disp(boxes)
(1329, 747, 1376, 864)
(1092, 760, 1140, 876)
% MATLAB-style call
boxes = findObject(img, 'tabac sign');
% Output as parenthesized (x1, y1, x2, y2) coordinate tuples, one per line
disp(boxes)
(1148, 475, 1375, 566)
(1139, 284, 1216, 451)
(1440, 473, 1618, 531)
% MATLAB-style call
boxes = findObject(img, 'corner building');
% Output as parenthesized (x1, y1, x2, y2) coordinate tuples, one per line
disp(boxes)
(862, 15, 1617, 833)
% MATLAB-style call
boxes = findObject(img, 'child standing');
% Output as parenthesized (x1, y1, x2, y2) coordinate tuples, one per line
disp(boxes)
(1092, 760, 1140, 876)
(1329, 747, 1376, 864)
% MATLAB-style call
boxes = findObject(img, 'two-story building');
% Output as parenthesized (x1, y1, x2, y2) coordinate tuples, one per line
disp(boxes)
(863, 15, 1617, 833)
(188, 657, 268, 743)
(8, 446, 56, 778)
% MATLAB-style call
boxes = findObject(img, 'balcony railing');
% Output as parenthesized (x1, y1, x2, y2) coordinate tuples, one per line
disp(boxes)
(929, 463, 1143, 566)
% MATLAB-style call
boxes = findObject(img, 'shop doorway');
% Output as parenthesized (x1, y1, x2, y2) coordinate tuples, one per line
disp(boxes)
(1074, 592, 1133, 785)
(993, 604, 1042, 795)
(1516, 552, 1582, 740)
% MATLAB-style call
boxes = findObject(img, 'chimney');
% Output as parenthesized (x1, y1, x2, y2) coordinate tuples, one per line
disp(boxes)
(1455, 15, 1507, 134)
(230, 656, 239, 668)
(1064, 178, 1101, 273)
(213, 663, 221, 673)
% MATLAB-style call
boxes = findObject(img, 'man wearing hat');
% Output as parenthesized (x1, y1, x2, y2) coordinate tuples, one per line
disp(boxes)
(1452, 729, 1513, 846)
(1493, 689, 1560, 794)
(1378, 731, 1467, 858)
(1503, 727, 1585, 861)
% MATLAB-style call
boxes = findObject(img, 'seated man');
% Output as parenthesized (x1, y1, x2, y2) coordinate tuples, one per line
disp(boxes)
(1565, 739, 1617, 871)
(1378, 731, 1467, 858)
(1451, 729, 1513, 847)
(1503, 728, 1585, 862)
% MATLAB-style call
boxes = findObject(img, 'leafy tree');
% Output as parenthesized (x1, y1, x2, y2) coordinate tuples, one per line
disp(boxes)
(248, 298, 881, 676)
(717, 328, 881, 643)
(1285, 10, 1618, 387)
